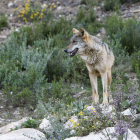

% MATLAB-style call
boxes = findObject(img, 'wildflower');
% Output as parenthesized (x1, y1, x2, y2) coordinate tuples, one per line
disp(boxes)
(84, 105, 87, 108)
(84, 109, 86, 111)
(53, 5, 56, 8)
(77, 123, 79, 126)
(78, 111, 83, 115)
(17, 60, 19, 63)
(28, 0, 30, 2)
(66, 105, 70, 106)
(73, 125, 75, 128)
(91, 108, 93, 110)
(52, 3, 55, 5)
(36, 47, 39, 49)
(92, 125, 94, 127)
(94, 111, 96, 113)
(46, 5, 48, 7)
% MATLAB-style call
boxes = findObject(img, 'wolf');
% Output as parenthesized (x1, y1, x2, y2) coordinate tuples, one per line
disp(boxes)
(64, 28, 115, 105)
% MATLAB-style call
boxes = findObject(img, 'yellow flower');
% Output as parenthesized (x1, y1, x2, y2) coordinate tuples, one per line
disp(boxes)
(84, 105, 87, 108)
(36, 47, 39, 49)
(92, 125, 94, 127)
(17, 60, 19, 63)
(91, 108, 93, 110)
(53, 5, 56, 8)
(77, 123, 79, 126)
(94, 111, 96, 113)
(18, 15, 20, 17)
(52, 3, 55, 5)
(73, 125, 75, 128)
(84, 109, 86, 111)
(78, 112, 83, 115)
(28, 0, 30, 2)
(72, 122, 76, 124)
(46, 5, 48, 7)
(66, 105, 70, 106)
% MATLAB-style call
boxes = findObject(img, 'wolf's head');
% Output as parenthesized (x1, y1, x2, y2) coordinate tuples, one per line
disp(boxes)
(64, 28, 89, 57)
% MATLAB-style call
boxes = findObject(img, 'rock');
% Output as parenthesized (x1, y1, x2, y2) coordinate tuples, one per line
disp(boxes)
(96, 33, 101, 39)
(70, 129, 75, 135)
(41, 4, 46, 9)
(73, 90, 85, 98)
(0, 128, 46, 140)
(39, 118, 51, 131)
(121, 108, 136, 116)
(57, 6, 62, 10)
(8, 2, 14, 8)
(133, 114, 140, 122)
(64, 127, 139, 140)
(86, 106, 96, 112)
(0, 117, 29, 134)
(64, 116, 78, 129)
(0, 106, 4, 109)
(100, 27, 106, 35)
(100, 105, 115, 114)
(131, 9, 140, 13)
(57, 1, 61, 6)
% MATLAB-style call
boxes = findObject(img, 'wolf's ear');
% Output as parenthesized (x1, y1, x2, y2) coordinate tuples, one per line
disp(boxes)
(79, 28, 86, 37)
(73, 28, 79, 34)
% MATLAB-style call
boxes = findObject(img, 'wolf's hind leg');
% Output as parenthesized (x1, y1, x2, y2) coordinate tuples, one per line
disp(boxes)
(89, 73, 99, 104)
(101, 72, 108, 105)
(107, 70, 113, 104)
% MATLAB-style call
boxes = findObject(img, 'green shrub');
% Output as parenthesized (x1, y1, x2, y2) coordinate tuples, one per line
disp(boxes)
(76, 9, 96, 23)
(14, 24, 44, 45)
(104, 0, 120, 11)
(0, 15, 8, 29)
(21, 119, 38, 128)
(120, 0, 140, 4)
(105, 15, 140, 54)
(16, 1, 56, 22)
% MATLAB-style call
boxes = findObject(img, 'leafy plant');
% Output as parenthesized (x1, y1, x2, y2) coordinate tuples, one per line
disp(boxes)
(104, 0, 120, 11)
(0, 15, 8, 29)
(21, 119, 38, 128)
(16, 1, 56, 22)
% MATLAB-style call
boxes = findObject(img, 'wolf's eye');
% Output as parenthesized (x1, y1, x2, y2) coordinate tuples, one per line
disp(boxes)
(73, 40, 77, 44)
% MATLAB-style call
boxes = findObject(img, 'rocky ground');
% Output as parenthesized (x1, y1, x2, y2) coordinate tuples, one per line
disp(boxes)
(0, 0, 140, 139)
(1, 0, 140, 42)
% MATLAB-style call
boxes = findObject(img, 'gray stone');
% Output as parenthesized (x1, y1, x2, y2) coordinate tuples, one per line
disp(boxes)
(39, 118, 51, 131)
(8, 2, 14, 8)
(0, 128, 46, 140)
(64, 127, 139, 140)
(0, 117, 29, 134)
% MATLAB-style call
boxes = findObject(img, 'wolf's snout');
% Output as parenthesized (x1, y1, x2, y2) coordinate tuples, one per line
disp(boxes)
(64, 49, 68, 53)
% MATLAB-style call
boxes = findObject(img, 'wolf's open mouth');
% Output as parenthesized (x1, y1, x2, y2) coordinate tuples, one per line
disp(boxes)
(70, 48, 78, 57)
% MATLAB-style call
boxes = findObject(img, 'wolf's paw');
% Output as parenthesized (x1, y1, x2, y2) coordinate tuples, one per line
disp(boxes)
(102, 100, 109, 106)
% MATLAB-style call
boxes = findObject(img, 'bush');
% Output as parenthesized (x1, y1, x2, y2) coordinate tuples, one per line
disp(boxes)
(120, 0, 140, 4)
(104, 0, 120, 11)
(76, 9, 96, 23)
(105, 15, 140, 54)
(0, 15, 8, 29)
(16, 1, 56, 22)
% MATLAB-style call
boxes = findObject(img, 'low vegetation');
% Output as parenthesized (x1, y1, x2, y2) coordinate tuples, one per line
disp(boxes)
(0, 1, 140, 140)
(0, 15, 8, 29)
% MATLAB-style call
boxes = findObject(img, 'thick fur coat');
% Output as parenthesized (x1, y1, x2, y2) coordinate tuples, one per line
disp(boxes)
(64, 28, 115, 105)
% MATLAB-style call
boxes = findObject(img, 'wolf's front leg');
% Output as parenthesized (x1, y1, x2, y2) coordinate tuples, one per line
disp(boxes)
(101, 72, 108, 105)
(89, 73, 99, 104)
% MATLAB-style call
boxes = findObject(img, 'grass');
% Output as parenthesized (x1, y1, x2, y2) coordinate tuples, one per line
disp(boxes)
(0, 15, 8, 29)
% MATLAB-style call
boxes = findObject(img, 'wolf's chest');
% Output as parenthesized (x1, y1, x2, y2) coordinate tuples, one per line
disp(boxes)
(80, 50, 100, 65)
